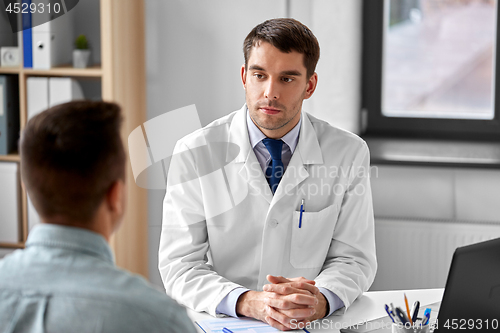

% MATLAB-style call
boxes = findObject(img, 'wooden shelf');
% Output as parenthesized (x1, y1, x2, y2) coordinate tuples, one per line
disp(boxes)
(0, 154, 21, 162)
(0, 67, 21, 74)
(0, 242, 25, 249)
(0, 65, 102, 77)
(24, 65, 103, 77)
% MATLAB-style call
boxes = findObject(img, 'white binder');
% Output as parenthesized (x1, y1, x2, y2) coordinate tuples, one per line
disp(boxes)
(27, 77, 84, 121)
(27, 77, 49, 120)
(0, 162, 20, 243)
(49, 77, 84, 106)
(32, 1, 74, 69)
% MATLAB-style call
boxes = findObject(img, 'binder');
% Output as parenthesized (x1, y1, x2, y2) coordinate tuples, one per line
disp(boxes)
(27, 77, 85, 121)
(0, 75, 20, 155)
(32, 1, 74, 69)
(27, 77, 49, 120)
(0, 162, 21, 243)
(49, 77, 84, 106)
(22, 0, 32, 68)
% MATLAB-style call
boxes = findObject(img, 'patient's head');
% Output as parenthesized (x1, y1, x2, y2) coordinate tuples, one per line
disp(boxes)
(20, 101, 126, 228)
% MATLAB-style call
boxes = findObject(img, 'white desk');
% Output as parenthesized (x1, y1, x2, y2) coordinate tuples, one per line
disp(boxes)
(187, 288, 444, 333)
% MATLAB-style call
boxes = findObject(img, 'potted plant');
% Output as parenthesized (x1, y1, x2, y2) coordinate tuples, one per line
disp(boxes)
(73, 34, 91, 68)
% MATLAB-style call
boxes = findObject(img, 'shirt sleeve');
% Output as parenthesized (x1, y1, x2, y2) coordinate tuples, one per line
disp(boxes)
(215, 287, 250, 318)
(318, 287, 345, 317)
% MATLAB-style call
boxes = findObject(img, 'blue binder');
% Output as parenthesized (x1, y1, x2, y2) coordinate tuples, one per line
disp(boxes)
(22, 0, 32, 68)
(0, 75, 20, 155)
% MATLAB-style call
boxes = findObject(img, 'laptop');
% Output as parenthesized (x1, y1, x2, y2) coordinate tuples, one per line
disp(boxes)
(433, 237, 500, 332)
(342, 237, 500, 332)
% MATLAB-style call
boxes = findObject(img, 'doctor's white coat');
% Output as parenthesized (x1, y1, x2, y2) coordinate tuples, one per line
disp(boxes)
(159, 106, 377, 317)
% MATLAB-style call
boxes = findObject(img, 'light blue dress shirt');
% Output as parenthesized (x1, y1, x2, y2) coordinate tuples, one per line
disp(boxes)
(215, 109, 344, 318)
(0, 224, 196, 333)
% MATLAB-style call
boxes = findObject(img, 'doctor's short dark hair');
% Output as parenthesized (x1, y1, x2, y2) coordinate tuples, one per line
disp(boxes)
(20, 100, 126, 224)
(243, 18, 320, 78)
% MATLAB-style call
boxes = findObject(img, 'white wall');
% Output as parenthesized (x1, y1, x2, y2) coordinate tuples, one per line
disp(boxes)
(291, 0, 363, 134)
(145, 0, 364, 287)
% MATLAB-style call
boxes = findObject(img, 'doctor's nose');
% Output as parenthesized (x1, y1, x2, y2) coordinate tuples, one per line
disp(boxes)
(264, 81, 280, 100)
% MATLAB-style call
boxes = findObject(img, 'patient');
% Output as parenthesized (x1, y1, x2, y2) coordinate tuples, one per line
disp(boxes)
(0, 101, 196, 333)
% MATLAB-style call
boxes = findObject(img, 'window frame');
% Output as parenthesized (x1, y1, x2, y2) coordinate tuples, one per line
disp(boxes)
(361, 0, 500, 141)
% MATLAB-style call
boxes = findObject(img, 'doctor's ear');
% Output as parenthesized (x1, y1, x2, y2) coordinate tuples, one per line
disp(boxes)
(304, 72, 318, 100)
(241, 64, 247, 88)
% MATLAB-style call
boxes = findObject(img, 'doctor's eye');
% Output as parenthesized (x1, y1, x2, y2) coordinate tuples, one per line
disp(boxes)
(253, 73, 265, 80)
(281, 77, 293, 83)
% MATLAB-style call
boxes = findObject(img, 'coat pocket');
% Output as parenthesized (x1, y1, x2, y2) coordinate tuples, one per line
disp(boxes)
(290, 204, 340, 269)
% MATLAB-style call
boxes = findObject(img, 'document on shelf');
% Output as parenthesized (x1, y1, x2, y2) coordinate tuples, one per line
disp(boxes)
(196, 317, 306, 333)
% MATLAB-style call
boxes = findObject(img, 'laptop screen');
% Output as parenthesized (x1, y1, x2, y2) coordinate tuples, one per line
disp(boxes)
(434, 237, 500, 332)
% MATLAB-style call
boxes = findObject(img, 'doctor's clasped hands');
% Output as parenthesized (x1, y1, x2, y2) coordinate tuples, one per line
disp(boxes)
(236, 275, 328, 330)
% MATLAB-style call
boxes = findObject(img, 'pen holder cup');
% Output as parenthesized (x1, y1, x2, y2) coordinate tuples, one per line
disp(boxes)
(391, 323, 430, 333)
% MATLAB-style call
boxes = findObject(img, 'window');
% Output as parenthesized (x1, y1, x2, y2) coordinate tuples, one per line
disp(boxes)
(362, 0, 500, 140)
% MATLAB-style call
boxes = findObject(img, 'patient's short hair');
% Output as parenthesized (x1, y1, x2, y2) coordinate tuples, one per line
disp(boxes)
(20, 101, 125, 223)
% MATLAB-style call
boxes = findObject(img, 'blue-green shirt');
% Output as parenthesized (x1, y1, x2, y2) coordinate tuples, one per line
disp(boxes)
(0, 224, 196, 333)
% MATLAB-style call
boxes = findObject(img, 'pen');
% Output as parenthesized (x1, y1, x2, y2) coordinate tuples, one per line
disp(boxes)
(222, 328, 233, 333)
(404, 294, 413, 324)
(395, 307, 409, 324)
(411, 300, 420, 323)
(422, 308, 431, 325)
(299, 199, 304, 228)
(385, 304, 395, 323)
(392, 310, 402, 324)
(389, 303, 402, 324)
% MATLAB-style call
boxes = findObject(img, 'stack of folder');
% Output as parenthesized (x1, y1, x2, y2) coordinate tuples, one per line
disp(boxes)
(27, 77, 84, 119)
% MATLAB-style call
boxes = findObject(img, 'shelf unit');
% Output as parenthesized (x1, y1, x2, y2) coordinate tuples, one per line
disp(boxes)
(0, 0, 148, 277)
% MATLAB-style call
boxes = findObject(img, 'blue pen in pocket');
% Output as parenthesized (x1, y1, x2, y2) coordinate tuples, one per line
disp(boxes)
(299, 199, 304, 228)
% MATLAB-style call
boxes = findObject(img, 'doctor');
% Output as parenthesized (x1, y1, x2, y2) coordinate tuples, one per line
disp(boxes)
(159, 18, 377, 331)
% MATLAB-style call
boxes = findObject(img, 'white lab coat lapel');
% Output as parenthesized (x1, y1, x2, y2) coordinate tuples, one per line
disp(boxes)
(271, 112, 323, 206)
(227, 106, 273, 204)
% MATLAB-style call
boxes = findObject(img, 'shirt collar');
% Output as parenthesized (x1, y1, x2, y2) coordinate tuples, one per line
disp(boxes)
(26, 223, 115, 264)
(246, 106, 302, 153)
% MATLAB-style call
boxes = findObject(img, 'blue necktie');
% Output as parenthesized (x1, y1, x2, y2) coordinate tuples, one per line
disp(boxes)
(262, 138, 284, 194)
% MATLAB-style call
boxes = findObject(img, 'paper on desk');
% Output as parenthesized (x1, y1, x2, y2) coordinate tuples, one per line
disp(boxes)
(196, 317, 305, 333)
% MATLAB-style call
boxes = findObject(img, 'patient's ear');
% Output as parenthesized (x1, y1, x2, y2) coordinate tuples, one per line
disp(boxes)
(106, 180, 125, 217)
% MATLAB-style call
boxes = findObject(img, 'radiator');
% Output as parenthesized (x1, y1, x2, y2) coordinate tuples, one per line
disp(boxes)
(370, 218, 500, 291)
